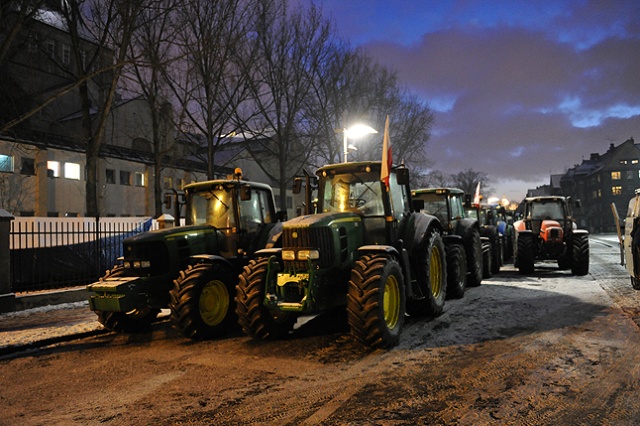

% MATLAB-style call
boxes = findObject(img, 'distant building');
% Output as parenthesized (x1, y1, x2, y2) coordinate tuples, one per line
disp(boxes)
(559, 138, 639, 232)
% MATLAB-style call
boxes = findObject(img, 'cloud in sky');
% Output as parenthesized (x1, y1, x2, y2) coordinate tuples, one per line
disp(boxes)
(315, 0, 640, 201)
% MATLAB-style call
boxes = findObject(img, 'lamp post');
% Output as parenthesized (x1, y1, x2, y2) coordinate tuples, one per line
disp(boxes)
(342, 124, 378, 162)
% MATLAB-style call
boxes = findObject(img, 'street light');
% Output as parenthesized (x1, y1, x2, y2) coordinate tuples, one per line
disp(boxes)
(342, 124, 378, 162)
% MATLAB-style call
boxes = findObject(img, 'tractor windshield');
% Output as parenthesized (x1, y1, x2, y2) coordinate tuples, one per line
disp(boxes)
(187, 185, 236, 228)
(319, 171, 384, 216)
(416, 193, 449, 224)
(529, 200, 565, 221)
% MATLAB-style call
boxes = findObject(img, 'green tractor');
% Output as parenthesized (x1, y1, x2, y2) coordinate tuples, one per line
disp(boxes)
(235, 161, 447, 349)
(87, 171, 284, 339)
(411, 188, 484, 299)
(464, 202, 503, 277)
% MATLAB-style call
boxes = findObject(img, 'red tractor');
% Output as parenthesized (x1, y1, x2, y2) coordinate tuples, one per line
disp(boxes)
(513, 196, 589, 275)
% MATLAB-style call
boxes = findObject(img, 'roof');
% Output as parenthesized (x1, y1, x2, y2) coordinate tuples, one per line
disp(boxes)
(412, 187, 465, 196)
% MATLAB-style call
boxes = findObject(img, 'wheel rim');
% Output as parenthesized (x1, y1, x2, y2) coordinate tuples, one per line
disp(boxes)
(383, 274, 401, 329)
(199, 280, 229, 326)
(430, 245, 443, 297)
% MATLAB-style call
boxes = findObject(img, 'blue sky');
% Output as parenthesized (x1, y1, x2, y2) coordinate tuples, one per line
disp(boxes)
(313, 0, 640, 201)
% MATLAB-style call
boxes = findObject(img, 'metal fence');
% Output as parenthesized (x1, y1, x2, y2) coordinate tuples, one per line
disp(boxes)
(9, 217, 153, 292)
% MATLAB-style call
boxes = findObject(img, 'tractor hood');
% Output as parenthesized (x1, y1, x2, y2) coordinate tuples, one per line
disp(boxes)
(124, 224, 220, 244)
(284, 211, 362, 229)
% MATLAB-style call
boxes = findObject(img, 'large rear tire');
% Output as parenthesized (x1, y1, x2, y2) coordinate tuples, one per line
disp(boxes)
(93, 265, 159, 332)
(347, 254, 406, 349)
(571, 233, 589, 276)
(489, 228, 501, 273)
(466, 228, 483, 287)
(516, 232, 535, 274)
(169, 263, 237, 340)
(483, 242, 493, 279)
(446, 243, 467, 299)
(406, 231, 447, 316)
(236, 257, 296, 340)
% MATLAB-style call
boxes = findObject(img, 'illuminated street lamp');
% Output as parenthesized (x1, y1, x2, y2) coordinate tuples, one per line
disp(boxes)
(342, 124, 378, 162)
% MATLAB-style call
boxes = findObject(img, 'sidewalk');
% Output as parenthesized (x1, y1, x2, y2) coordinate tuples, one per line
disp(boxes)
(0, 288, 105, 357)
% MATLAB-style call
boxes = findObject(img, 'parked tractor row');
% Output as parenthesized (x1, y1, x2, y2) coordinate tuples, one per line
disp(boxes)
(86, 161, 589, 349)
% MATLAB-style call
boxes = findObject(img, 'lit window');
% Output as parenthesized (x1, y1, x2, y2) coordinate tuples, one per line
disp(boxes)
(177, 178, 184, 189)
(612, 186, 623, 195)
(597, 189, 602, 198)
(611, 171, 621, 180)
(633, 159, 639, 164)
(64, 162, 81, 180)
(134, 172, 145, 187)
(0, 154, 13, 172)
(47, 161, 60, 177)
(620, 160, 628, 165)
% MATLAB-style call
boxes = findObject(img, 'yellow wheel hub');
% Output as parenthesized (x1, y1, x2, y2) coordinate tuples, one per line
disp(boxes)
(199, 280, 229, 326)
(430, 246, 443, 298)
(383, 274, 401, 329)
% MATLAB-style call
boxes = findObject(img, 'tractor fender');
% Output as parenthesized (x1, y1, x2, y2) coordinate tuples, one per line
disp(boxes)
(188, 254, 237, 277)
(515, 229, 533, 240)
(572, 229, 589, 236)
(442, 233, 464, 247)
(254, 247, 283, 258)
(411, 212, 443, 251)
(356, 244, 413, 298)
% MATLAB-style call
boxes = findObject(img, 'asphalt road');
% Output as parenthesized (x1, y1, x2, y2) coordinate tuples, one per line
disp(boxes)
(0, 234, 639, 425)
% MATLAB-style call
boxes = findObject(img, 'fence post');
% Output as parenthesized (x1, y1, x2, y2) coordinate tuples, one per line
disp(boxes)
(0, 209, 16, 313)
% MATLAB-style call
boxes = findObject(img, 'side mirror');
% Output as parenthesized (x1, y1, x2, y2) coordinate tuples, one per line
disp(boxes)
(396, 167, 410, 185)
(412, 199, 424, 212)
(240, 185, 251, 201)
(464, 193, 472, 207)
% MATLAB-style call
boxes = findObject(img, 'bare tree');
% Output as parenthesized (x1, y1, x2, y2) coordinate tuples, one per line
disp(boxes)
(166, 0, 256, 180)
(125, 0, 179, 216)
(450, 168, 492, 198)
(240, 0, 333, 210)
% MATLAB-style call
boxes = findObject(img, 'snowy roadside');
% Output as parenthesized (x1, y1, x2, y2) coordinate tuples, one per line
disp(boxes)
(0, 301, 104, 353)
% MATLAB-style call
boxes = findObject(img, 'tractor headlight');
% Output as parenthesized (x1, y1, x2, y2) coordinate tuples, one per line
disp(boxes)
(140, 260, 151, 268)
(282, 250, 296, 261)
(298, 250, 320, 260)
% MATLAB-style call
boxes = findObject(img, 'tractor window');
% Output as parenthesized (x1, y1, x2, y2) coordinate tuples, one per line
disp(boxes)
(416, 193, 448, 224)
(388, 173, 410, 219)
(321, 172, 384, 216)
(188, 186, 236, 229)
(239, 188, 273, 231)
(530, 201, 565, 220)
(450, 195, 464, 219)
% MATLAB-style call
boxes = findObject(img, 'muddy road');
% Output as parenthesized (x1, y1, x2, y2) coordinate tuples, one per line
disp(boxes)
(1, 235, 639, 425)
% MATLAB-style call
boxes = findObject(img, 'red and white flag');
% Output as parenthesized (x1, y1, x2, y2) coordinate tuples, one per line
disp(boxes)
(380, 115, 392, 190)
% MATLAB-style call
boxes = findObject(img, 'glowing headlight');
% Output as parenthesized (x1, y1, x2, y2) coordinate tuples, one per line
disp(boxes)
(298, 250, 320, 260)
(124, 261, 131, 268)
(133, 261, 141, 268)
(140, 260, 151, 268)
(282, 250, 296, 261)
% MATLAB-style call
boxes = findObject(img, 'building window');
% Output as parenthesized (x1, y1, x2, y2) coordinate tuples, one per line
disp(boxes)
(46, 39, 56, 57)
(611, 171, 621, 180)
(134, 172, 145, 187)
(0, 154, 13, 172)
(65, 212, 79, 217)
(106, 169, 115, 184)
(620, 160, 628, 165)
(80, 51, 87, 71)
(62, 43, 71, 65)
(47, 161, 60, 177)
(47, 212, 59, 217)
(120, 171, 131, 185)
(21, 158, 35, 175)
(633, 159, 639, 164)
(163, 176, 173, 190)
(64, 162, 81, 180)
(627, 171, 634, 180)
(597, 189, 602, 198)
(612, 186, 623, 195)
(20, 211, 35, 217)
(177, 178, 184, 189)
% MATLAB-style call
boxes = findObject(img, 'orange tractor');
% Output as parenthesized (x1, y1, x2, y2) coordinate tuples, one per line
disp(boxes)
(513, 196, 589, 275)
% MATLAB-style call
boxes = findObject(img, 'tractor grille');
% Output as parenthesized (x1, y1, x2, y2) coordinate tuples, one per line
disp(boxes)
(549, 228, 560, 239)
(283, 227, 335, 269)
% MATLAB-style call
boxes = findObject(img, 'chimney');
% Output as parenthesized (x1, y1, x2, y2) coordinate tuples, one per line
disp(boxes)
(590, 153, 599, 160)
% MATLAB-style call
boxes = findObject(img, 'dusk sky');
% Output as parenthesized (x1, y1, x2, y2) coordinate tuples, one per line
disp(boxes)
(313, 0, 640, 202)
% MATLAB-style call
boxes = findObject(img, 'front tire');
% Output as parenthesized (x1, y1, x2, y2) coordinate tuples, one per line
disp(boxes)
(446, 243, 467, 299)
(466, 228, 484, 287)
(169, 263, 237, 340)
(347, 255, 405, 349)
(236, 257, 296, 340)
(406, 231, 447, 316)
(571, 233, 589, 276)
(516, 232, 535, 274)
